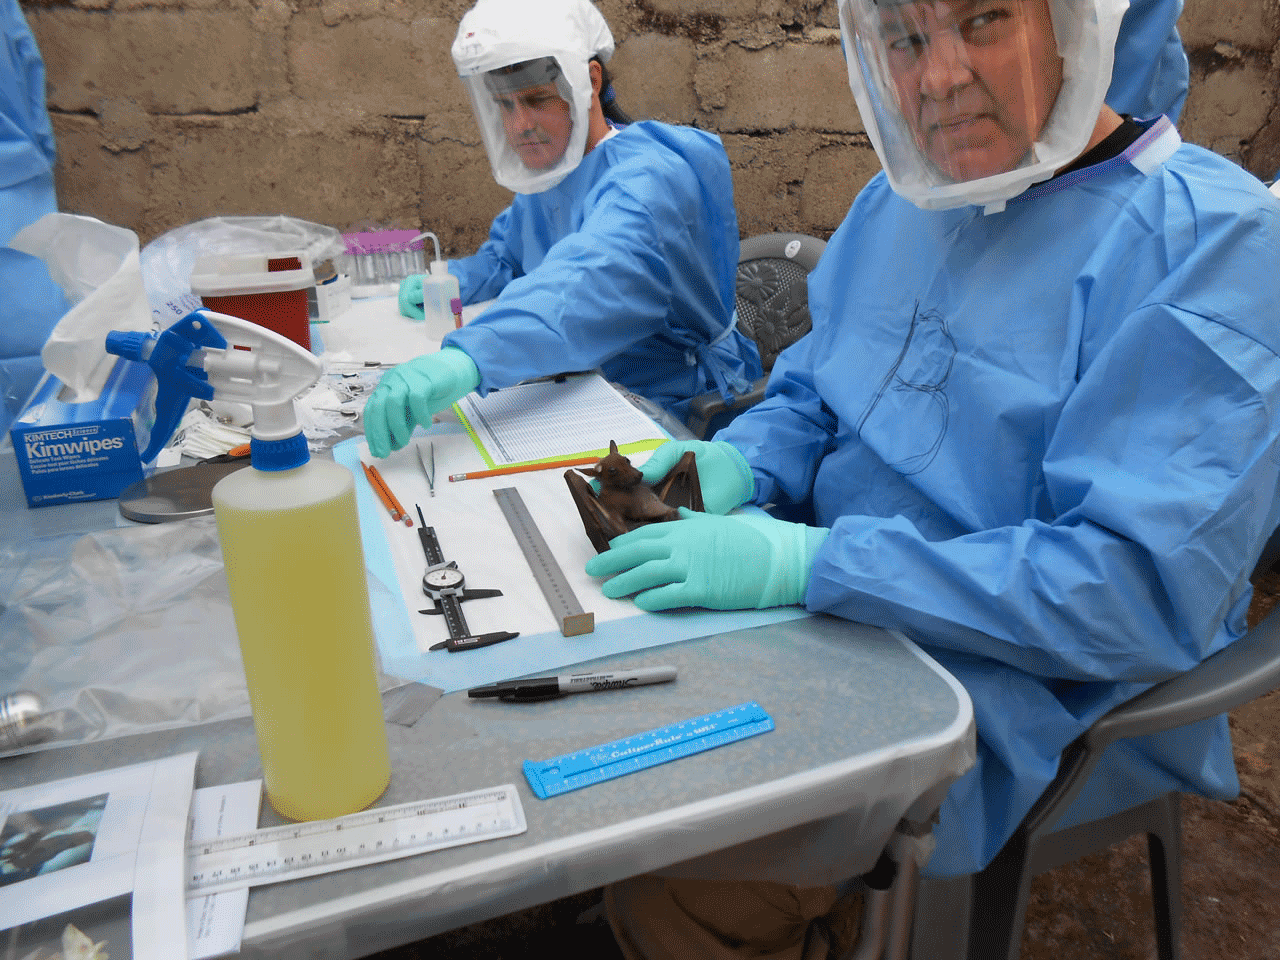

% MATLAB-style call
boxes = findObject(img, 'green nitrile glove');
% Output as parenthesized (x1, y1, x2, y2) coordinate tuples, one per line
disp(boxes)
(638, 440, 755, 515)
(362, 348, 480, 458)
(398, 273, 426, 321)
(585, 508, 829, 611)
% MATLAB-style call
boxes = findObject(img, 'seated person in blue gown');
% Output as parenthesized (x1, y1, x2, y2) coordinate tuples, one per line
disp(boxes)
(586, 0, 1280, 955)
(1, 0, 63, 435)
(362, 0, 761, 458)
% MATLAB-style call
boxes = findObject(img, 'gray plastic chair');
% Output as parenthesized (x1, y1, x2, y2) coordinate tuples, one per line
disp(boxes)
(905, 589, 1280, 960)
(685, 232, 826, 439)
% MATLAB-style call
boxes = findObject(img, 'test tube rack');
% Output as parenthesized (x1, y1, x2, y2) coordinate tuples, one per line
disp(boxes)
(338, 230, 428, 297)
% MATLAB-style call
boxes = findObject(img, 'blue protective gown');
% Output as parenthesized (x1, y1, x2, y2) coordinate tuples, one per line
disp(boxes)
(1109, 0, 1188, 122)
(441, 121, 762, 421)
(2, 0, 60, 434)
(1, 0, 54, 243)
(717, 117, 1280, 876)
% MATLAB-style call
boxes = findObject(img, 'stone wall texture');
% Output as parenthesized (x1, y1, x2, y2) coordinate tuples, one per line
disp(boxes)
(20, 0, 1280, 251)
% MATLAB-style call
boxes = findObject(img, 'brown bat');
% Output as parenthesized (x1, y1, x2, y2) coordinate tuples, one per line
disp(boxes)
(565, 441, 703, 553)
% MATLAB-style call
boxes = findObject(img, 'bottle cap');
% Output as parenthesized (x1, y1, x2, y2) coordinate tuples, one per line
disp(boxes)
(250, 432, 311, 472)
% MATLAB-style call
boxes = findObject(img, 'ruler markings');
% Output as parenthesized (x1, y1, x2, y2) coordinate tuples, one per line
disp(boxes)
(523, 702, 774, 799)
(494, 486, 594, 636)
(187, 784, 525, 896)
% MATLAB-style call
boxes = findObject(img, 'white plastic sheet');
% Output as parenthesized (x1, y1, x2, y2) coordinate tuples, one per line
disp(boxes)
(0, 518, 251, 754)
(9, 213, 152, 401)
(0, 513, 426, 759)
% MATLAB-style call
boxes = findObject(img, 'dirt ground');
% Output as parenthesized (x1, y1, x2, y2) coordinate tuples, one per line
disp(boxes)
(373, 570, 1280, 960)
(1014, 567, 1280, 960)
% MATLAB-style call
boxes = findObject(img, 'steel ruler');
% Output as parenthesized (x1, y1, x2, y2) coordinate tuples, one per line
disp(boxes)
(493, 486, 594, 636)
(523, 701, 775, 799)
(187, 784, 526, 896)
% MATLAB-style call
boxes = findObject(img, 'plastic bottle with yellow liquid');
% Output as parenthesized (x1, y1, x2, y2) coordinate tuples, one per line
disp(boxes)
(106, 309, 390, 820)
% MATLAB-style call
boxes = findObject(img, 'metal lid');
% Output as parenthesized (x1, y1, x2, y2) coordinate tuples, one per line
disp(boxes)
(117, 459, 251, 523)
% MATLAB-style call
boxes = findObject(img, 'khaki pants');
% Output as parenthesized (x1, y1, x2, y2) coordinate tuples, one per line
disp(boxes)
(605, 876, 863, 960)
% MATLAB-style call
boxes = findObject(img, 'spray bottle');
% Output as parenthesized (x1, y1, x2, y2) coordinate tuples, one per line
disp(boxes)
(416, 231, 461, 339)
(106, 310, 391, 821)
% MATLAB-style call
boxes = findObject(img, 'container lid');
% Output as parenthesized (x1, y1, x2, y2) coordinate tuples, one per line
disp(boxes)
(189, 251, 314, 297)
(118, 458, 252, 523)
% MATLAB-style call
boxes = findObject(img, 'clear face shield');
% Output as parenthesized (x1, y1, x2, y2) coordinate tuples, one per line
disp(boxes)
(838, 0, 1127, 212)
(459, 53, 594, 195)
(453, 0, 614, 195)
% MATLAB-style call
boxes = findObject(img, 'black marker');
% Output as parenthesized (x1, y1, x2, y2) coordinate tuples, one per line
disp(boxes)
(468, 666, 677, 701)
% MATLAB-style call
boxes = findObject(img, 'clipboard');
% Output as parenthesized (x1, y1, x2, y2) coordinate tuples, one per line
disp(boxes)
(453, 372, 667, 470)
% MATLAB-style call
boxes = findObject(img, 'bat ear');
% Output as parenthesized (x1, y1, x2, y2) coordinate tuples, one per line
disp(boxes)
(609, 440, 619, 454)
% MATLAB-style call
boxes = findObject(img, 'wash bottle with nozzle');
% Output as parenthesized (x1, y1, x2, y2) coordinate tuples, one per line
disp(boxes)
(106, 309, 391, 821)
(415, 231, 461, 339)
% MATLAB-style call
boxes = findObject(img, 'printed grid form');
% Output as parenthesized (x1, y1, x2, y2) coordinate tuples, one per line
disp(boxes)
(456, 374, 666, 466)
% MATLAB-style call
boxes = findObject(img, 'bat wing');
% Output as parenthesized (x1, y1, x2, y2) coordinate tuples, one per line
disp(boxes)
(652, 452, 704, 513)
(565, 469, 630, 554)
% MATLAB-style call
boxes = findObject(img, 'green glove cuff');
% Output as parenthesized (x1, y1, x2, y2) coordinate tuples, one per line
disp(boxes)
(433, 346, 482, 405)
(801, 525, 830, 604)
(715, 441, 756, 511)
(803, 524, 830, 570)
(732, 514, 829, 608)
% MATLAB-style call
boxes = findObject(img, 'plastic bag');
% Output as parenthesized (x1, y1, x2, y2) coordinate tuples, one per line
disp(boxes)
(0, 246, 71, 435)
(8, 213, 152, 402)
(0, 516, 429, 757)
(0, 518, 249, 754)
(140, 215, 346, 327)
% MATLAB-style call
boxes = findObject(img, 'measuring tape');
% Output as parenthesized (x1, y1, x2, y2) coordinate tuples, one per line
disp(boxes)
(187, 784, 526, 896)
(494, 486, 594, 636)
(523, 702, 774, 799)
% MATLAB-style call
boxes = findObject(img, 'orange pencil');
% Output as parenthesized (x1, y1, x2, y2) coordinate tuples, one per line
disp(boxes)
(362, 461, 413, 526)
(361, 461, 400, 522)
(448, 454, 601, 482)
(367, 461, 413, 527)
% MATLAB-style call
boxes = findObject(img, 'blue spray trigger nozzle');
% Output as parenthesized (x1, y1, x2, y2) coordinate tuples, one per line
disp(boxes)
(107, 309, 322, 467)
(105, 310, 229, 463)
(104, 330, 154, 363)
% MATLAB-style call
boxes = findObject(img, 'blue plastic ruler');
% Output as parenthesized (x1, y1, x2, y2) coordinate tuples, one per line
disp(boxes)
(523, 701, 775, 799)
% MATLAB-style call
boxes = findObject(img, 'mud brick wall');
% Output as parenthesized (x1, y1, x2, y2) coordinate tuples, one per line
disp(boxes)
(21, 0, 1280, 252)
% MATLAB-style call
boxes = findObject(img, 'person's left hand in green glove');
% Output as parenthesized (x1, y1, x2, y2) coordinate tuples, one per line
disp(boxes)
(362, 347, 481, 458)
(398, 274, 426, 321)
(585, 508, 829, 611)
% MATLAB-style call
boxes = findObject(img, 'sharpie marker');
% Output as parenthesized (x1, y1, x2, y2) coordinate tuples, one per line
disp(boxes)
(468, 666, 677, 701)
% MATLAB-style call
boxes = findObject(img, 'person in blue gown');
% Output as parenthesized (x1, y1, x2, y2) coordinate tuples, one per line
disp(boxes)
(1110, 0, 1188, 122)
(0, 0, 54, 245)
(589, 0, 1280, 955)
(362, 0, 760, 458)
(1, 0, 63, 436)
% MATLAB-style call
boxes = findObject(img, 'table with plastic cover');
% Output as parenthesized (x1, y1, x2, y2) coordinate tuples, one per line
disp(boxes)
(0, 447, 975, 960)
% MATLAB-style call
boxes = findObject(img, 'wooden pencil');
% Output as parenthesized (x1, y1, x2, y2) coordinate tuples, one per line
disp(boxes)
(362, 461, 413, 526)
(448, 454, 601, 482)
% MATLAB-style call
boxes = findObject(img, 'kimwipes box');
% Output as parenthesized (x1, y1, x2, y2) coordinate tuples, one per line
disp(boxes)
(10, 357, 155, 508)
